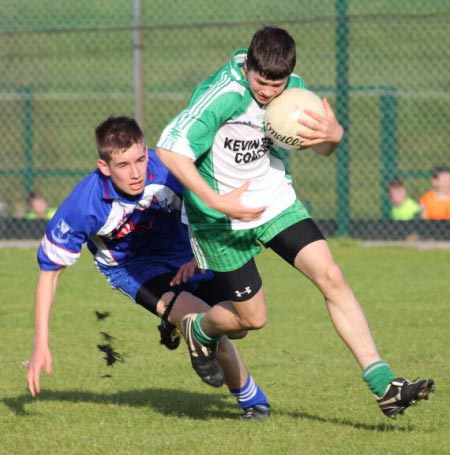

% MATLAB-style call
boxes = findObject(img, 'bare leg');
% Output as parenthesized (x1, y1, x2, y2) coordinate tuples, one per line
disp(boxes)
(294, 239, 381, 369)
(156, 291, 248, 388)
(199, 289, 268, 336)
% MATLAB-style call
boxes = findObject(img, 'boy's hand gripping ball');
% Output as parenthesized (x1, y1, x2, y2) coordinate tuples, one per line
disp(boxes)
(265, 88, 325, 150)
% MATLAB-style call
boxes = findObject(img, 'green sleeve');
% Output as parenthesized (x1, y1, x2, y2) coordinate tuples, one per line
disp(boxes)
(181, 84, 243, 160)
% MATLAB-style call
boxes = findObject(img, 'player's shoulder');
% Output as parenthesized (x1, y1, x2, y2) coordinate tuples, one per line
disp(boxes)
(147, 148, 183, 194)
(67, 170, 105, 204)
(148, 148, 169, 177)
(194, 50, 247, 98)
(54, 170, 109, 222)
(419, 190, 435, 203)
(405, 197, 421, 209)
(287, 73, 307, 89)
(194, 72, 244, 102)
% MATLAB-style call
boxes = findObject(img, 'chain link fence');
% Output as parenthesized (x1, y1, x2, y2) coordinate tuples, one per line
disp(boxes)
(1, 0, 449, 240)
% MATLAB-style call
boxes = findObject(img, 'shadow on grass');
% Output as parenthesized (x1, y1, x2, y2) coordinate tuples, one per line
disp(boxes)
(4, 389, 414, 430)
(281, 410, 415, 432)
(3, 388, 237, 420)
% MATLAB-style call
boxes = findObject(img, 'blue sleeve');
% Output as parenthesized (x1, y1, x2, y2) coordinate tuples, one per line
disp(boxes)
(37, 173, 106, 270)
(148, 148, 184, 196)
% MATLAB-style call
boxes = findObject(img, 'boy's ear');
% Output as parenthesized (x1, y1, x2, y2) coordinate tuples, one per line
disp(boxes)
(97, 159, 111, 177)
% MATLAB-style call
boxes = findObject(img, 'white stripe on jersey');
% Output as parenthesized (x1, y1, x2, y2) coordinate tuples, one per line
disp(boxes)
(177, 72, 232, 130)
(158, 74, 244, 158)
(41, 235, 80, 266)
(230, 52, 246, 80)
(96, 184, 181, 237)
(96, 200, 135, 237)
(188, 227, 209, 270)
(93, 184, 181, 266)
(91, 235, 119, 267)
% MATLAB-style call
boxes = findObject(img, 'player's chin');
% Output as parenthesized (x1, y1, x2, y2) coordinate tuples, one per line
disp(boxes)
(128, 184, 144, 195)
(258, 96, 272, 104)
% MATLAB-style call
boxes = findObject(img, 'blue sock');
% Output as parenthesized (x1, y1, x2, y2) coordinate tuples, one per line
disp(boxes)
(229, 374, 270, 410)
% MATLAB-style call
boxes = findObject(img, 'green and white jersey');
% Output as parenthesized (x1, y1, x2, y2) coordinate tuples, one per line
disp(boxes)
(157, 49, 306, 231)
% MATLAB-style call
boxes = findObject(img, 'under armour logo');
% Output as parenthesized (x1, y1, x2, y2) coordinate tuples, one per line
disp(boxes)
(235, 286, 252, 298)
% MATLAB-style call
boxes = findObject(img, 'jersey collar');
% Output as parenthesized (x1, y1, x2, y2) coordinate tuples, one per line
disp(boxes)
(229, 49, 249, 86)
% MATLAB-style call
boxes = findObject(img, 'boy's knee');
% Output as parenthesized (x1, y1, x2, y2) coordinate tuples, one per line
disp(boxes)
(320, 263, 347, 291)
(228, 330, 248, 340)
(250, 317, 267, 330)
(326, 263, 345, 284)
(239, 312, 267, 331)
(232, 286, 267, 330)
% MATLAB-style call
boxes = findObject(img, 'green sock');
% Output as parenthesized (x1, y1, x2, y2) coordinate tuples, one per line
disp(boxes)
(363, 360, 395, 397)
(192, 313, 220, 346)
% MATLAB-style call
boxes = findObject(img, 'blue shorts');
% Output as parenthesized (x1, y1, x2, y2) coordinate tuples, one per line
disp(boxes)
(96, 254, 214, 301)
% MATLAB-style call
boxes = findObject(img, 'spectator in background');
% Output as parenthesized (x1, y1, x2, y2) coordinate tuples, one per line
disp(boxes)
(25, 191, 57, 220)
(0, 200, 8, 217)
(419, 165, 450, 220)
(388, 178, 421, 221)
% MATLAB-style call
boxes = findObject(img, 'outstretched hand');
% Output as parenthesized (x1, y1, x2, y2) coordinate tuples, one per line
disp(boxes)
(27, 345, 52, 397)
(211, 181, 266, 221)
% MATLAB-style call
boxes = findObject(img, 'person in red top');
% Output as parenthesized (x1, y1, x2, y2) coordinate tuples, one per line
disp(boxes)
(419, 165, 450, 220)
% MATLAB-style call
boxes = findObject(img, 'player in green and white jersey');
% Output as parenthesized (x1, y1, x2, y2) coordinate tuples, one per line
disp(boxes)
(157, 26, 434, 418)
(159, 47, 305, 233)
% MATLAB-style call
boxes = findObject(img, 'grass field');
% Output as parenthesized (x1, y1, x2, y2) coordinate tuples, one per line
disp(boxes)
(1, 240, 448, 455)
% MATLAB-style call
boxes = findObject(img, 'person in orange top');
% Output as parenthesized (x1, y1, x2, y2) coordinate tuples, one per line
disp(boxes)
(419, 165, 450, 220)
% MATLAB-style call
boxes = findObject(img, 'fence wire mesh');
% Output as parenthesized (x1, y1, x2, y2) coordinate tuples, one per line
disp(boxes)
(1, 0, 449, 239)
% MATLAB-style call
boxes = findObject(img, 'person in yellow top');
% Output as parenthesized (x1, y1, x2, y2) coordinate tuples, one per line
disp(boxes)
(419, 165, 450, 220)
(388, 178, 421, 221)
(25, 191, 57, 220)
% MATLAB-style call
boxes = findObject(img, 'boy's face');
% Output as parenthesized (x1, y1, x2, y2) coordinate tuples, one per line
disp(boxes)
(97, 142, 148, 196)
(29, 197, 48, 214)
(389, 186, 407, 205)
(433, 171, 450, 192)
(244, 68, 288, 105)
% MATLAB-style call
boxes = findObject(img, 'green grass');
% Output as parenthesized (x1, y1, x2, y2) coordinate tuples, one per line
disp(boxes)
(1, 240, 448, 455)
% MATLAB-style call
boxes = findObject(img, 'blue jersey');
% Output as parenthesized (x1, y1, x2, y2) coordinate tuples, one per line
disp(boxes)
(37, 149, 205, 297)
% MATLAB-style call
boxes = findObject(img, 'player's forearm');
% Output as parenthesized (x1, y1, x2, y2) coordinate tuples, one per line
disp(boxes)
(33, 269, 63, 347)
(313, 140, 340, 157)
(313, 124, 344, 156)
(156, 147, 220, 207)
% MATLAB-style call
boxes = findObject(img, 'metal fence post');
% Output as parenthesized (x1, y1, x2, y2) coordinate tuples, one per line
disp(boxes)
(380, 89, 398, 219)
(22, 86, 34, 196)
(133, 0, 144, 128)
(335, 0, 350, 235)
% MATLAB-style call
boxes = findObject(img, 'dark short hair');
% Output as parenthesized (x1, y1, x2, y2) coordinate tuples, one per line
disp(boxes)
(95, 116, 144, 162)
(388, 178, 405, 188)
(27, 191, 44, 203)
(431, 164, 450, 178)
(246, 26, 296, 80)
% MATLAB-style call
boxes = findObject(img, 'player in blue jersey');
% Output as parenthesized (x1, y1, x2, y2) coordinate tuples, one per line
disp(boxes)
(26, 115, 270, 420)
